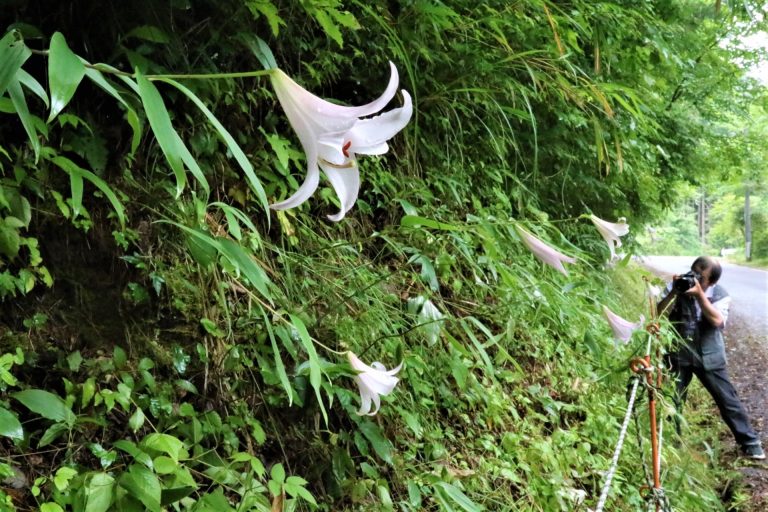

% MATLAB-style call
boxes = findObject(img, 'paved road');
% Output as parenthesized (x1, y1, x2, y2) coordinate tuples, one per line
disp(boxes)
(639, 255, 768, 339)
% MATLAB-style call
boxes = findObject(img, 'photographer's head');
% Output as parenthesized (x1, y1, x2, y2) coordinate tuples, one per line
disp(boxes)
(691, 256, 722, 291)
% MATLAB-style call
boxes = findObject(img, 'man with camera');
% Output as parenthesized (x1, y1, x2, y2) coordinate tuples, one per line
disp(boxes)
(658, 256, 765, 459)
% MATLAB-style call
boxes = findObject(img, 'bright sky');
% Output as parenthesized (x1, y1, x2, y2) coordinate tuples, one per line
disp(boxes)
(742, 31, 768, 84)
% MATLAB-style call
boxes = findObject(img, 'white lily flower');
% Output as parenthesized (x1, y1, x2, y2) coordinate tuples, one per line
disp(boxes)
(603, 305, 645, 343)
(269, 62, 413, 221)
(514, 224, 576, 276)
(347, 351, 403, 416)
(406, 296, 445, 345)
(589, 215, 629, 260)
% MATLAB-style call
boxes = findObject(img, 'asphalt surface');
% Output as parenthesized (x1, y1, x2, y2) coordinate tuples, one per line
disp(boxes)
(639, 255, 768, 339)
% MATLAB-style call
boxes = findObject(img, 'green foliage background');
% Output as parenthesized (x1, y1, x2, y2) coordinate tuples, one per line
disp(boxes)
(0, 0, 765, 510)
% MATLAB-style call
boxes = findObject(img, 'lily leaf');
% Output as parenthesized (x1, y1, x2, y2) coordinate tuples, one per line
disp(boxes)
(0, 30, 31, 97)
(157, 78, 269, 218)
(47, 32, 86, 122)
(136, 72, 209, 197)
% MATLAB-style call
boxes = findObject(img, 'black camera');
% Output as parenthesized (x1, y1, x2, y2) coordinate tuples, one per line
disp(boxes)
(673, 270, 701, 293)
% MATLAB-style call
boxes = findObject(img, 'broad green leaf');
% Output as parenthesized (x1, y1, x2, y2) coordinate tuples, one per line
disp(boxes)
(7, 78, 40, 161)
(0, 225, 20, 259)
(270, 462, 285, 484)
(49, 156, 126, 226)
(38, 422, 69, 447)
(141, 433, 188, 461)
(0, 406, 23, 440)
(289, 314, 328, 425)
(40, 504, 64, 512)
(128, 407, 145, 432)
(114, 440, 153, 469)
(12, 389, 75, 425)
(85, 472, 115, 512)
(358, 421, 393, 464)
(120, 464, 161, 512)
(0, 30, 31, 96)
(47, 32, 86, 122)
(136, 72, 209, 197)
(53, 466, 78, 491)
(82, 377, 96, 408)
(158, 78, 269, 217)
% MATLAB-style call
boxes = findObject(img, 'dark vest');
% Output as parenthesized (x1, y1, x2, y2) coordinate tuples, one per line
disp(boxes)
(670, 284, 728, 370)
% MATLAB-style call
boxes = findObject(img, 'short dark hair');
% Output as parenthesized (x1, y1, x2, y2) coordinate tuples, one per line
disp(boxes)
(692, 256, 722, 283)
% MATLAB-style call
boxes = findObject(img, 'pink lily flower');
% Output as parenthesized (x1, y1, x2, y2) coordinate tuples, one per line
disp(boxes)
(514, 224, 576, 276)
(603, 306, 645, 343)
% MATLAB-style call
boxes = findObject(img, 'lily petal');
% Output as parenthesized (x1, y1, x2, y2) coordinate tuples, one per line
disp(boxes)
(603, 305, 644, 343)
(348, 90, 413, 155)
(268, 62, 411, 220)
(590, 215, 629, 260)
(347, 351, 402, 416)
(515, 224, 576, 276)
(320, 160, 360, 222)
(270, 162, 320, 211)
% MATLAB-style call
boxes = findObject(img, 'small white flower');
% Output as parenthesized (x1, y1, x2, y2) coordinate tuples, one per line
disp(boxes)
(269, 62, 413, 221)
(602, 305, 645, 343)
(347, 351, 403, 416)
(589, 215, 629, 260)
(514, 224, 576, 276)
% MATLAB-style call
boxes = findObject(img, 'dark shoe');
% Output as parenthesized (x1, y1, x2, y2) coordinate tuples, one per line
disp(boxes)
(741, 444, 766, 460)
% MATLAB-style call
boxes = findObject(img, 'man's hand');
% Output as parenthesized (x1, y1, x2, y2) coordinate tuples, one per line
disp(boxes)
(684, 277, 705, 300)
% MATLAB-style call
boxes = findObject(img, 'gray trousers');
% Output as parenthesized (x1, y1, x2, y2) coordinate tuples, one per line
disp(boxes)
(673, 364, 761, 447)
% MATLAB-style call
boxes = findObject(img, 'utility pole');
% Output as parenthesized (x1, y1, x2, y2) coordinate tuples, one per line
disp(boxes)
(744, 184, 752, 261)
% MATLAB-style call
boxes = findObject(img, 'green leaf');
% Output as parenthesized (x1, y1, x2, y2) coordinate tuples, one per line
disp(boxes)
(245, 2, 284, 36)
(12, 389, 76, 425)
(0, 406, 23, 440)
(158, 78, 269, 217)
(53, 466, 78, 491)
(128, 407, 145, 432)
(141, 433, 188, 461)
(7, 77, 40, 162)
(0, 225, 20, 259)
(40, 503, 64, 512)
(81, 377, 96, 408)
(269, 463, 285, 484)
(136, 72, 209, 197)
(125, 25, 171, 44)
(0, 30, 31, 97)
(358, 421, 393, 464)
(49, 156, 126, 227)
(433, 482, 484, 512)
(153, 456, 176, 475)
(401, 215, 459, 231)
(47, 32, 86, 122)
(289, 314, 327, 424)
(85, 472, 115, 512)
(38, 422, 69, 447)
(261, 307, 293, 405)
(120, 464, 161, 512)
(17, 69, 49, 108)
(82, 65, 142, 155)
(114, 440, 153, 469)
